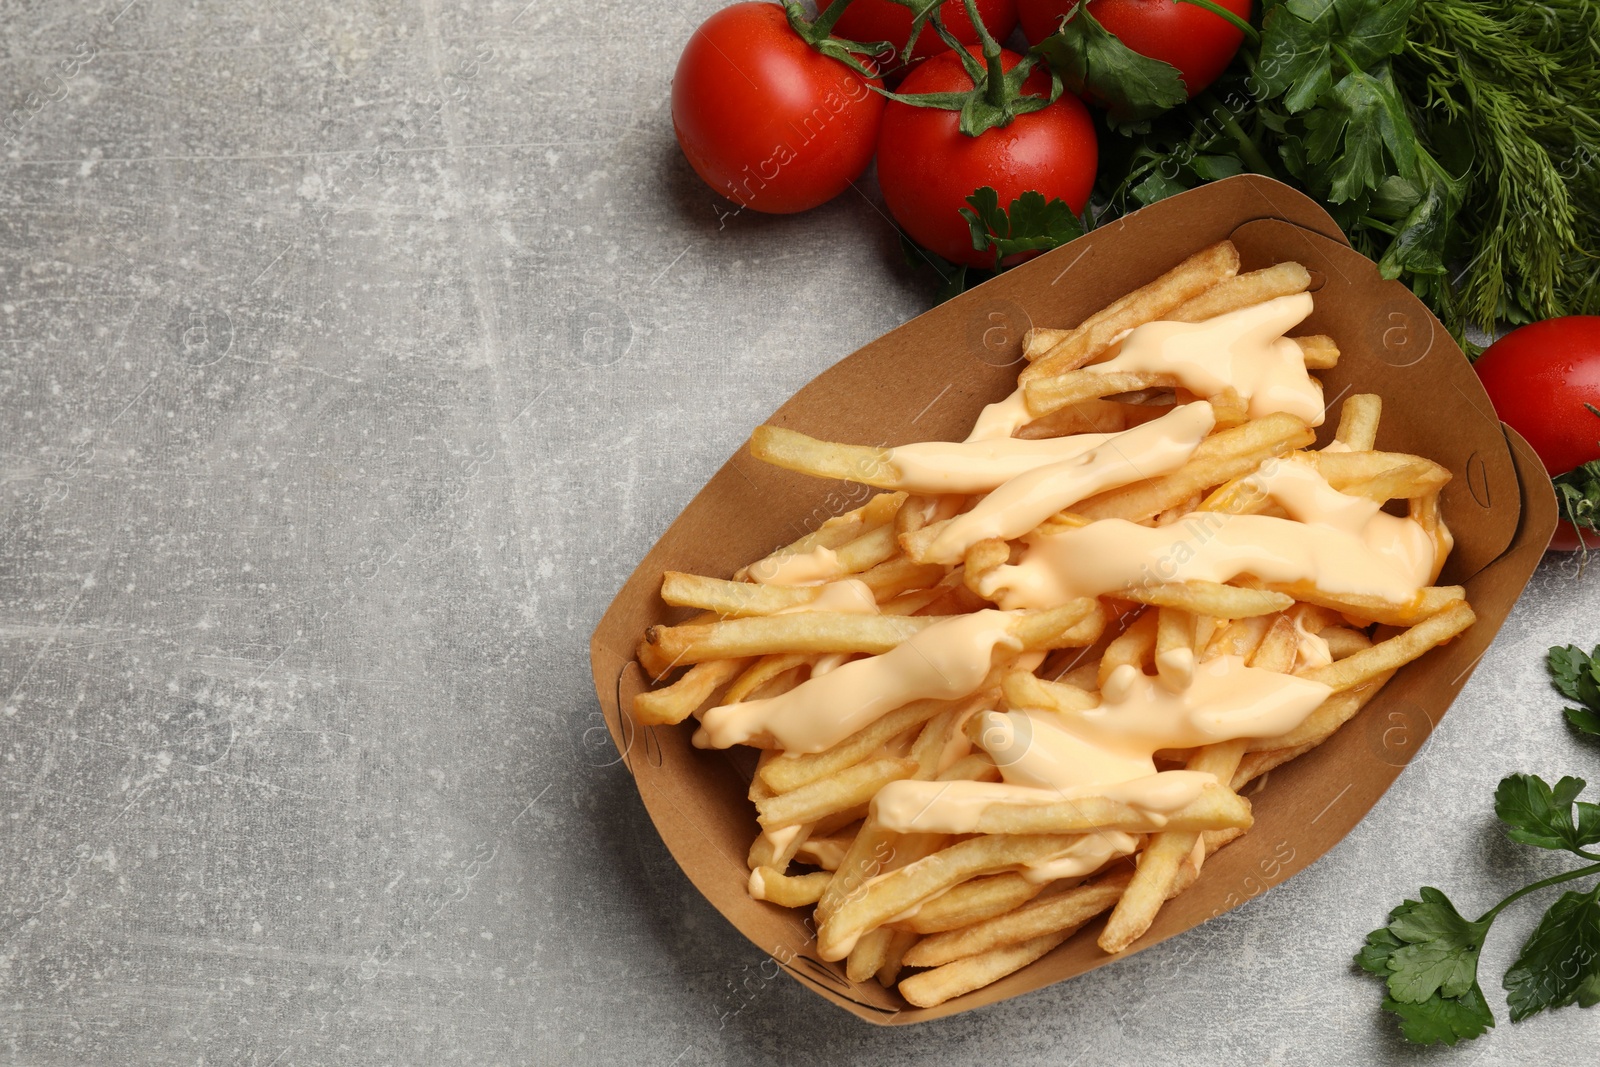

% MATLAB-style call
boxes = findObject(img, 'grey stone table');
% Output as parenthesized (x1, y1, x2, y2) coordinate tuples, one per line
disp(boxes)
(1, 2, 1596, 1064)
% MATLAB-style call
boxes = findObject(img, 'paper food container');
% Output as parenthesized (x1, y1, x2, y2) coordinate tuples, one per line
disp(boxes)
(588, 174, 1558, 1023)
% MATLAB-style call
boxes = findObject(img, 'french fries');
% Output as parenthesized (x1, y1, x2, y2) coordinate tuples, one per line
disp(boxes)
(628, 241, 1477, 1011)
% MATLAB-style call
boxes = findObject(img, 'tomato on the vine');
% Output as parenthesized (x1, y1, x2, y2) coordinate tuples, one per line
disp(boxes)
(876, 46, 1098, 268)
(1475, 316, 1600, 551)
(822, 0, 1019, 71)
(671, 2, 885, 214)
(1019, 0, 1253, 97)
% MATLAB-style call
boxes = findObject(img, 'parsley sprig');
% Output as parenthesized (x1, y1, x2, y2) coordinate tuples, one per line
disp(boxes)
(1550, 643, 1600, 738)
(1357, 649, 1600, 1044)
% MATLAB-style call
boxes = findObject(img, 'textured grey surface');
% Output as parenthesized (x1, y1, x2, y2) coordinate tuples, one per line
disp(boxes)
(1, 2, 1597, 1065)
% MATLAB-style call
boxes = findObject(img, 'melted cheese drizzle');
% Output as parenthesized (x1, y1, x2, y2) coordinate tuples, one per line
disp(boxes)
(748, 546, 843, 586)
(872, 657, 1333, 836)
(779, 579, 878, 615)
(885, 432, 1118, 493)
(977, 458, 1434, 609)
(694, 610, 1022, 753)
(964, 386, 1034, 442)
(922, 402, 1216, 564)
(1093, 293, 1324, 425)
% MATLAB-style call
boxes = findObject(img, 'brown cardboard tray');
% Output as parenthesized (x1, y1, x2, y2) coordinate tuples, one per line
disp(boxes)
(589, 174, 1558, 1023)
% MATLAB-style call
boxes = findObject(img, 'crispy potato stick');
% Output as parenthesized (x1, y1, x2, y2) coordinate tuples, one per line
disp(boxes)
(911, 704, 969, 778)
(1073, 414, 1315, 524)
(1307, 450, 1452, 490)
(1024, 326, 1068, 358)
(1412, 491, 1454, 584)
(1155, 606, 1196, 689)
(1339, 460, 1452, 504)
(847, 927, 894, 983)
(1249, 614, 1299, 673)
(1247, 669, 1395, 752)
(795, 832, 854, 871)
(1205, 614, 1273, 659)
(1002, 670, 1098, 714)
(954, 781, 1250, 836)
(756, 757, 918, 830)
(1321, 625, 1374, 660)
(633, 657, 750, 726)
(877, 928, 920, 988)
(1099, 741, 1250, 953)
(749, 426, 897, 487)
(1296, 334, 1339, 370)
(813, 804, 870, 836)
(1233, 743, 1317, 789)
(1120, 580, 1295, 619)
(1022, 242, 1240, 381)
(1014, 399, 1132, 439)
(1166, 262, 1311, 322)
(1334, 393, 1382, 451)
(818, 834, 1086, 960)
(815, 819, 945, 923)
(899, 929, 1074, 1008)
(661, 572, 822, 616)
(1264, 582, 1465, 628)
(963, 538, 1011, 599)
(937, 752, 1001, 783)
(646, 612, 943, 665)
(662, 557, 946, 618)
(1012, 598, 1106, 651)
(896, 873, 1046, 934)
(905, 872, 1132, 969)
(750, 866, 831, 907)
(1297, 602, 1475, 691)
(732, 498, 898, 583)
(1100, 609, 1157, 687)
(725, 653, 815, 705)
(832, 523, 904, 575)
(1023, 369, 1183, 415)
(748, 820, 812, 870)
(760, 697, 953, 794)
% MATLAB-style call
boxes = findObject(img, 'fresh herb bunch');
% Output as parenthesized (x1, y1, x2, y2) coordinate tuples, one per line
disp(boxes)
(950, 0, 1600, 352)
(1356, 646, 1600, 1045)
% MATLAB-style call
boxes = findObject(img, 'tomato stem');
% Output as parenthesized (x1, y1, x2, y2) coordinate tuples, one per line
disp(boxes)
(1174, 0, 1258, 43)
(960, 0, 1008, 109)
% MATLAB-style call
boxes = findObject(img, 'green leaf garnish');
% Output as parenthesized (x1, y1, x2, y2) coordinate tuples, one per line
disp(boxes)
(1494, 774, 1600, 855)
(1030, 1, 1187, 124)
(959, 187, 1085, 270)
(1504, 885, 1600, 1021)
(1548, 643, 1600, 738)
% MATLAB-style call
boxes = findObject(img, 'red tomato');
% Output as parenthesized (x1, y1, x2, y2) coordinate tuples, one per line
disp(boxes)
(1475, 316, 1600, 551)
(1019, 0, 1252, 97)
(876, 46, 1098, 268)
(671, 3, 885, 214)
(822, 0, 1019, 69)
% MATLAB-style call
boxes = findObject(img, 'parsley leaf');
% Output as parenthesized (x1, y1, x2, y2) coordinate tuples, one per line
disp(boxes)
(1503, 884, 1600, 1021)
(1548, 643, 1600, 737)
(1382, 987, 1496, 1047)
(1357, 888, 1496, 1045)
(1494, 774, 1600, 855)
(1257, 0, 1419, 114)
(1380, 888, 1492, 1002)
(1031, 1, 1187, 124)
(1554, 458, 1600, 553)
(959, 187, 1085, 270)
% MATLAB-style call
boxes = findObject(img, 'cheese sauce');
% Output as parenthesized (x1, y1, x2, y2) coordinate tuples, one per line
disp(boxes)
(695, 610, 1022, 753)
(1092, 293, 1324, 425)
(977, 458, 1434, 609)
(920, 402, 1216, 564)
(871, 657, 1332, 835)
